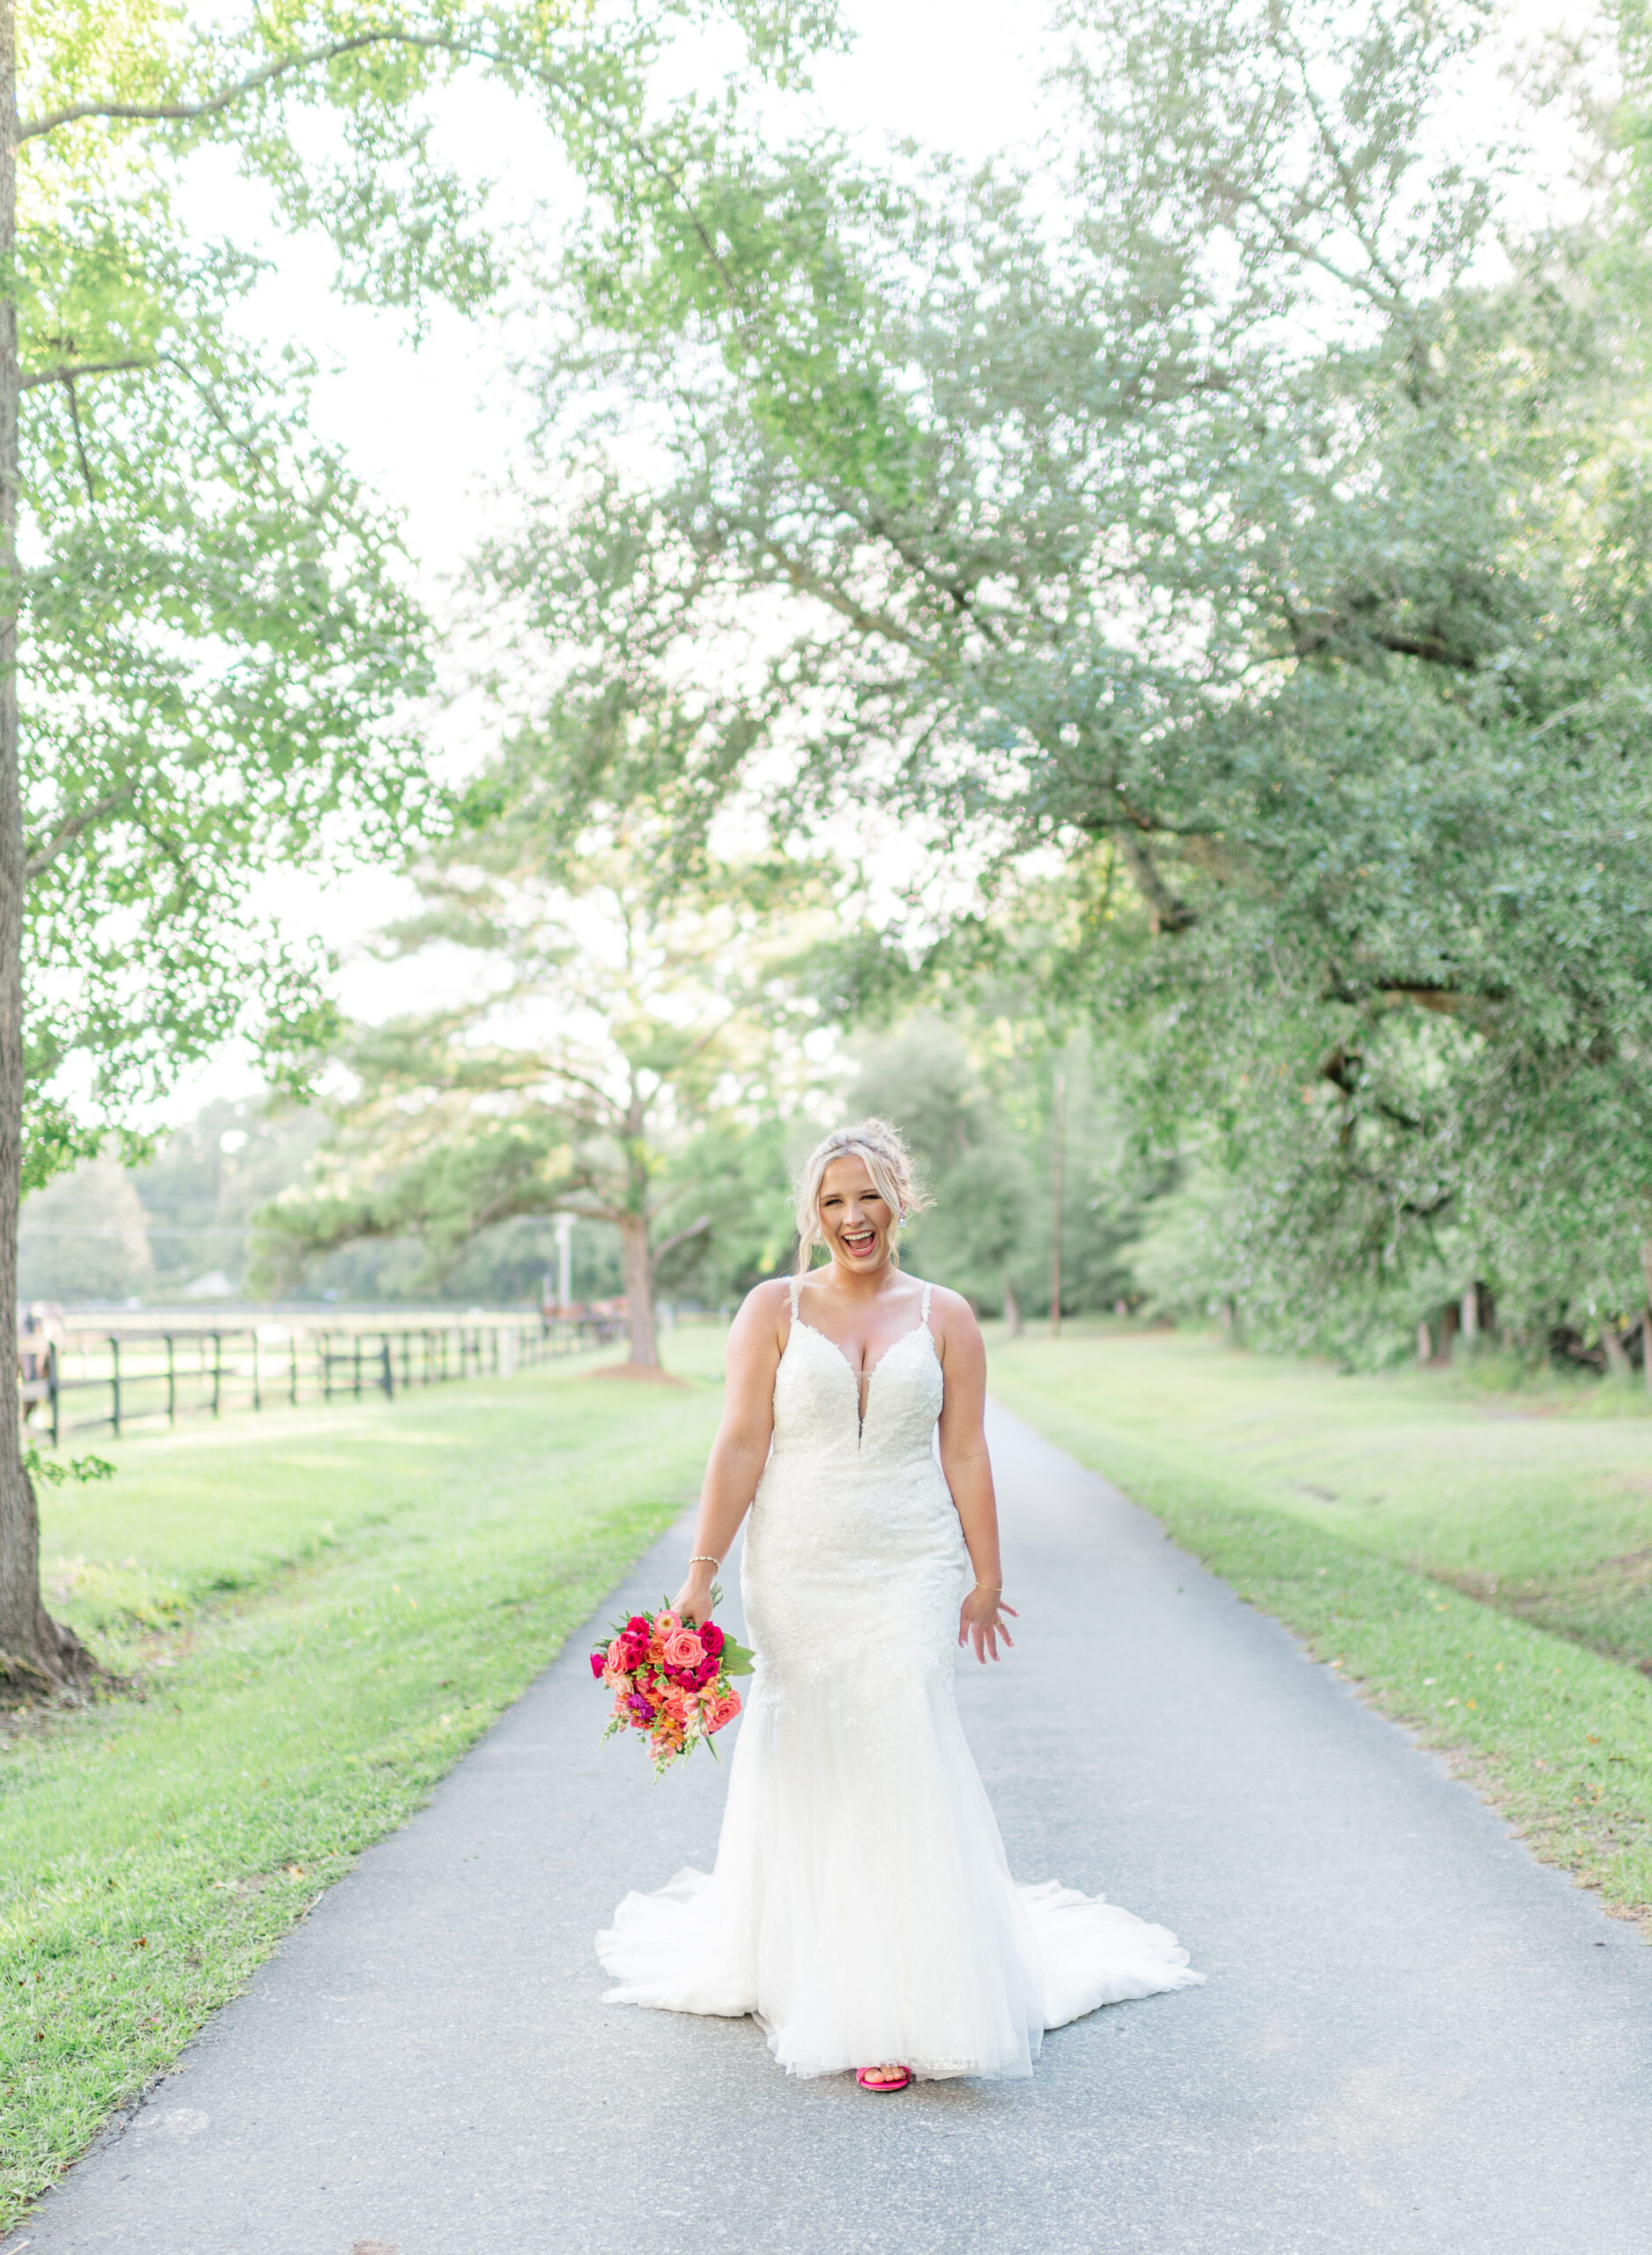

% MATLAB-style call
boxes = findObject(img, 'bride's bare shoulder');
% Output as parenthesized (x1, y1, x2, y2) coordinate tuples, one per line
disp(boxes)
(730, 1277, 793, 1347)
(918, 1282, 982, 1342)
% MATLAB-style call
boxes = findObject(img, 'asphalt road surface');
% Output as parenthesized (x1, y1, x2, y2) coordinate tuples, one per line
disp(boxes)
(9, 1403, 1652, 2255)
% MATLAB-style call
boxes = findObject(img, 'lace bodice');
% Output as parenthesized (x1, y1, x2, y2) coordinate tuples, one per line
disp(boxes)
(771, 1277, 942, 1469)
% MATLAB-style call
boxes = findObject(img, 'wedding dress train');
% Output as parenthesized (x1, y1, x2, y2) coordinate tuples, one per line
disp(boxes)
(596, 1280, 1202, 2079)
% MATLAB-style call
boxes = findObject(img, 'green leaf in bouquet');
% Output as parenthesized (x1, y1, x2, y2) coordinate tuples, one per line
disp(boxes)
(719, 1637, 756, 1677)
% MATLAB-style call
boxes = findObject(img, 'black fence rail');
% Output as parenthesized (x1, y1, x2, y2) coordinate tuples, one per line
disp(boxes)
(20, 1313, 626, 1446)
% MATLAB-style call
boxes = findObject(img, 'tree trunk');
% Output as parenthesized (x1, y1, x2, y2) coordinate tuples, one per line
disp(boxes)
(1641, 1243, 1652, 1396)
(1603, 1323, 1632, 1380)
(0, 8, 86, 1694)
(1002, 1283, 1021, 1339)
(618, 1212, 660, 1369)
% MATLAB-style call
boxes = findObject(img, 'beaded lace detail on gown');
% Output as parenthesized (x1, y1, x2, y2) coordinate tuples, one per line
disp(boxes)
(595, 1278, 1203, 2079)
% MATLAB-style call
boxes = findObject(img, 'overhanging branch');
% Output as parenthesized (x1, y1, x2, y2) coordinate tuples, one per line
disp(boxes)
(20, 359, 156, 390)
(18, 30, 476, 141)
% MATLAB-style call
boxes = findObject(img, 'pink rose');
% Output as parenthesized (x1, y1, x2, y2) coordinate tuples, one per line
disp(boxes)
(663, 1628, 704, 1671)
(706, 1689, 741, 1734)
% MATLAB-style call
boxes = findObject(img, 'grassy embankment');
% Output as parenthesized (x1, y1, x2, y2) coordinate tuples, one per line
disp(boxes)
(0, 1328, 726, 2229)
(990, 1327, 1652, 1931)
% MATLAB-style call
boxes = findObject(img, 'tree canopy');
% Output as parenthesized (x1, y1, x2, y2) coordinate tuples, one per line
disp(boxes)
(467, 0, 1652, 1363)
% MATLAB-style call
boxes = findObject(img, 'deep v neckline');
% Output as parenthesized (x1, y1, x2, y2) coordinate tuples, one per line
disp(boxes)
(793, 1314, 932, 1389)
(788, 1285, 935, 1444)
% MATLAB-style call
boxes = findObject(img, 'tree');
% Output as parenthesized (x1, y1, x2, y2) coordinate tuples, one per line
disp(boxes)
(476, 0, 1652, 1364)
(0, 0, 842, 1686)
(848, 1009, 1162, 1322)
(249, 831, 833, 1366)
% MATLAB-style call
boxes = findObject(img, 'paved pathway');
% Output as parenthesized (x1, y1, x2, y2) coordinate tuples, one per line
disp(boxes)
(9, 1406, 1652, 2255)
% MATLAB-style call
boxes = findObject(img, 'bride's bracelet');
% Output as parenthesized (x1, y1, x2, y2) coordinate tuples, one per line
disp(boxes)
(689, 1555, 720, 1571)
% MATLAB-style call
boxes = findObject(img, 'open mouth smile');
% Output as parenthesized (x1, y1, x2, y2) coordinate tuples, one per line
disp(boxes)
(841, 1228, 878, 1256)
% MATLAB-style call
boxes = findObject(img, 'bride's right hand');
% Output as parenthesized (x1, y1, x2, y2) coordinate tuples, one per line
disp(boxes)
(675, 1568, 718, 1626)
(958, 1583, 1017, 1663)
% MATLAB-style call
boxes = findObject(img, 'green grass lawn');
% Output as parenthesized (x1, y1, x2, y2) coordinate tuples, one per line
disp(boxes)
(0, 1329, 726, 2229)
(989, 1325, 1652, 1936)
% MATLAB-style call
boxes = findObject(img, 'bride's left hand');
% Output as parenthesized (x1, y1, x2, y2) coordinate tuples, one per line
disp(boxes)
(958, 1584, 1017, 1664)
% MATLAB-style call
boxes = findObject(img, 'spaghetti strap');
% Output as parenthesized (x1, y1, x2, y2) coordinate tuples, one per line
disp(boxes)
(788, 1274, 802, 1319)
(919, 1282, 933, 1329)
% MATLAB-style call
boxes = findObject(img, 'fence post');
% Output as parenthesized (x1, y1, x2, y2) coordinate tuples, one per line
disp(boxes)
(380, 1335, 393, 1399)
(108, 1336, 121, 1437)
(251, 1329, 261, 1413)
(401, 1333, 411, 1392)
(47, 1342, 58, 1448)
(290, 1333, 299, 1408)
(166, 1334, 176, 1427)
(352, 1333, 363, 1400)
(210, 1333, 223, 1417)
(321, 1332, 332, 1404)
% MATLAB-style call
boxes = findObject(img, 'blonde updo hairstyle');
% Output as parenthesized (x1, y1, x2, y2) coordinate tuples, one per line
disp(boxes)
(794, 1118, 930, 1275)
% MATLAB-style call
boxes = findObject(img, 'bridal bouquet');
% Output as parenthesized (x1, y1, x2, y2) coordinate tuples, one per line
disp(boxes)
(591, 1601, 755, 1775)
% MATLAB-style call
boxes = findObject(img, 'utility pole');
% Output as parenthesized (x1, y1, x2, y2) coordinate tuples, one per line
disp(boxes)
(1050, 1068, 1065, 1339)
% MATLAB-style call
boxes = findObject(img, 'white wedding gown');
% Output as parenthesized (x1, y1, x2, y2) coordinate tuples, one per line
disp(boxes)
(596, 1279, 1202, 2079)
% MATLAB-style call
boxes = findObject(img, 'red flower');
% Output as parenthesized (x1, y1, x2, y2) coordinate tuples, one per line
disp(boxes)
(699, 1621, 725, 1657)
(589, 1651, 607, 1680)
(625, 1615, 651, 1639)
(694, 1652, 720, 1689)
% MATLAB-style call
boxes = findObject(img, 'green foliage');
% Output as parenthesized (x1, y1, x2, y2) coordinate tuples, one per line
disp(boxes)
(649, 1115, 799, 1305)
(247, 824, 835, 1311)
(847, 1013, 1161, 1317)
(473, 0, 1652, 1362)
(16, 0, 844, 1185)
(21, 1449, 114, 1489)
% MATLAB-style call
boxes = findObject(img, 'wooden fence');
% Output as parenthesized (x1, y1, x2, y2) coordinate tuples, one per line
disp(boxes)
(20, 1312, 626, 1446)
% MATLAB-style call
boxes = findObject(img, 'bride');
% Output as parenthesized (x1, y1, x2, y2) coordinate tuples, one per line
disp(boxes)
(597, 1119, 1202, 2089)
